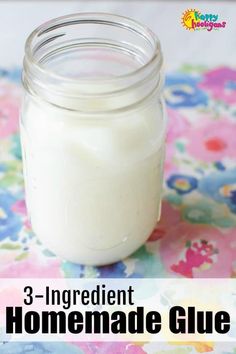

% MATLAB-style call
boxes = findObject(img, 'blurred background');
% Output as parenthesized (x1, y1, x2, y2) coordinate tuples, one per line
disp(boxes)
(0, 1, 235, 70)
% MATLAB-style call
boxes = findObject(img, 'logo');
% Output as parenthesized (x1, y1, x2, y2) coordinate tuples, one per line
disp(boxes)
(181, 9, 226, 31)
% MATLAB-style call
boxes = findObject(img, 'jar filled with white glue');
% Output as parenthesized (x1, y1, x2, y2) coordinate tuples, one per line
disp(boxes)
(21, 13, 166, 265)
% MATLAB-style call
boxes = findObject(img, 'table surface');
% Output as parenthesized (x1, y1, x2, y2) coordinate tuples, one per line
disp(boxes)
(1, 1, 236, 353)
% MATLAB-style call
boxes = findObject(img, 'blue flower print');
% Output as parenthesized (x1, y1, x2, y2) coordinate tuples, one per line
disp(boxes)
(198, 168, 236, 213)
(0, 67, 21, 83)
(165, 73, 208, 108)
(0, 342, 83, 354)
(0, 190, 22, 241)
(167, 174, 198, 195)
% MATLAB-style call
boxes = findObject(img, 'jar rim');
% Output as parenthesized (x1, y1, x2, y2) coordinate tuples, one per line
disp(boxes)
(24, 12, 162, 85)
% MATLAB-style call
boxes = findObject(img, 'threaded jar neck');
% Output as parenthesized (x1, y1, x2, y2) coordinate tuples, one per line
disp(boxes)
(23, 12, 163, 113)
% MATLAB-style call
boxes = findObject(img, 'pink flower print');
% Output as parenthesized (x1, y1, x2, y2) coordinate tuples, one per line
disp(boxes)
(74, 342, 146, 354)
(11, 199, 26, 214)
(12, 199, 31, 228)
(160, 223, 236, 278)
(0, 97, 19, 138)
(164, 143, 177, 177)
(200, 67, 236, 105)
(171, 240, 217, 278)
(166, 108, 189, 142)
(164, 109, 189, 176)
(187, 119, 236, 162)
(0, 252, 62, 278)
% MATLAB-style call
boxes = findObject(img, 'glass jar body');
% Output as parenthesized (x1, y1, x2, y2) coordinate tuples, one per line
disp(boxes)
(21, 13, 166, 265)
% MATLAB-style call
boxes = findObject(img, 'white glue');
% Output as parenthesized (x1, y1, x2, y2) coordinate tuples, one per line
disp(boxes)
(21, 89, 165, 265)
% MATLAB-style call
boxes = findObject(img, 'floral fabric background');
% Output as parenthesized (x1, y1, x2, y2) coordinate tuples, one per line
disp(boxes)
(0, 65, 236, 353)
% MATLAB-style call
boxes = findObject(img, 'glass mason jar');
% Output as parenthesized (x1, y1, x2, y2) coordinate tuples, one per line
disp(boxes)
(21, 13, 166, 265)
